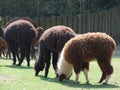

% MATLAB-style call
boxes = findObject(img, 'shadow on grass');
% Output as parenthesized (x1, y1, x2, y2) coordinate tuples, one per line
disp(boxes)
(38, 75, 120, 89)
(2, 65, 33, 69)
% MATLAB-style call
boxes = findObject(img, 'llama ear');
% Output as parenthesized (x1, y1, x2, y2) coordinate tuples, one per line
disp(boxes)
(59, 74, 66, 81)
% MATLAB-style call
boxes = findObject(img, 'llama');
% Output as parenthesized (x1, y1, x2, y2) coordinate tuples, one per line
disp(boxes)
(34, 25, 76, 77)
(57, 32, 116, 84)
(0, 37, 8, 58)
(2, 18, 43, 66)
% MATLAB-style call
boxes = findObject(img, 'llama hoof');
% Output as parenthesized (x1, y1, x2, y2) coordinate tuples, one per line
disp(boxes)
(35, 73, 38, 76)
(103, 82, 108, 85)
(97, 81, 101, 83)
(16, 64, 21, 66)
(44, 75, 47, 78)
(27, 64, 30, 67)
(56, 74, 59, 77)
(27, 63, 30, 66)
(35, 75, 38, 77)
(12, 63, 16, 65)
(35, 71, 40, 76)
(86, 82, 90, 84)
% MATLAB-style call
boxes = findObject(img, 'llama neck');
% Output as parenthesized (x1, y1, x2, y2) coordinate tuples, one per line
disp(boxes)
(58, 51, 73, 78)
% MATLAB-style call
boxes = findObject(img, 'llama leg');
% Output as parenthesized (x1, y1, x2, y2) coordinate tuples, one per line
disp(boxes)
(83, 68, 89, 83)
(104, 74, 112, 84)
(44, 61, 50, 77)
(11, 50, 16, 65)
(99, 72, 106, 83)
(97, 60, 107, 83)
(44, 51, 51, 77)
(25, 44, 31, 66)
(10, 44, 17, 65)
(17, 47, 25, 66)
(75, 73, 80, 83)
(52, 52, 58, 77)
(73, 64, 82, 83)
(103, 65, 113, 84)
(97, 58, 113, 84)
(15, 44, 20, 61)
(82, 62, 89, 83)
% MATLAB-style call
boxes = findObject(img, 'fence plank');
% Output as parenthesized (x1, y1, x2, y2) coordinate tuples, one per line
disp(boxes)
(0, 5, 120, 43)
(39, 17, 46, 29)
(51, 16, 57, 27)
(72, 16, 78, 33)
(62, 16, 68, 26)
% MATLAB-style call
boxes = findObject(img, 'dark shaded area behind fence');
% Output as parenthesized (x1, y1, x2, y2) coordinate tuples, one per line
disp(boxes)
(0, 5, 120, 43)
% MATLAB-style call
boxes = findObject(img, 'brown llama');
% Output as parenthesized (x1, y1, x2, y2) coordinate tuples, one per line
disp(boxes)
(57, 32, 116, 84)
(34, 25, 76, 77)
(2, 17, 43, 66)
(0, 37, 8, 58)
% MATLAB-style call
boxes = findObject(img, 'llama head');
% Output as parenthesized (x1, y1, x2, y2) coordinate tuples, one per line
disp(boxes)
(58, 72, 73, 81)
(34, 57, 45, 76)
(36, 27, 44, 40)
(57, 50, 73, 81)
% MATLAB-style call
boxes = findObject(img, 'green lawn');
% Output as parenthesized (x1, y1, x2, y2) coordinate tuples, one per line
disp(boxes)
(0, 57, 120, 90)
(1, 44, 120, 90)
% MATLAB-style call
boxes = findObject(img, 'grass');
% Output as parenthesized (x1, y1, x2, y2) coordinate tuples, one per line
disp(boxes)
(0, 58, 120, 90)
(0, 45, 120, 90)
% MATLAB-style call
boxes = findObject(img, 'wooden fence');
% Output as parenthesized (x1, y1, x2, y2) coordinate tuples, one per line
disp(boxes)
(0, 5, 120, 43)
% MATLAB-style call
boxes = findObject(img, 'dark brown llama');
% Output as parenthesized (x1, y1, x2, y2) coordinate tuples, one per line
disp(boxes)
(2, 18, 43, 66)
(34, 25, 76, 77)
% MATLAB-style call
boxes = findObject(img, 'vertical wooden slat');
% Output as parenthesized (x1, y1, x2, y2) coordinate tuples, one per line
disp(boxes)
(90, 13, 94, 32)
(67, 15, 73, 29)
(104, 11, 108, 33)
(82, 14, 87, 33)
(62, 16, 68, 26)
(94, 12, 99, 32)
(86, 13, 91, 32)
(112, 7, 117, 36)
(106, 9, 110, 35)
(45, 17, 51, 29)
(92, 14, 96, 32)
(81, 14, 84, 34)
(116, 5, 120, 34)
(101, 11, 104, 33)
(56, 16, 62, 25)
(109, 9, 113, 35)
(78, 15, 82, 34)
(51, 16, 57, 27)
(33, 17, 39, 26)
(98, 12, 102, 32)
(72, 16, 78, 33)
(39, 17, 46, 29)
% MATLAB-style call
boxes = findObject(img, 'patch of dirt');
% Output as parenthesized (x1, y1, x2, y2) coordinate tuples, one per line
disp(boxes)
(0, 74, 15, 82)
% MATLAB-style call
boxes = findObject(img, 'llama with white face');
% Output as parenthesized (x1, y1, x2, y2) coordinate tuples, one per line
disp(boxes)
(57, 32, 116, 84)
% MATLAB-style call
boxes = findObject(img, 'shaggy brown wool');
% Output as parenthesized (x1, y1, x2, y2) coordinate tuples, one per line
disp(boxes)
(57, 32, 116, 84)
(3, 18, 38, 66)
(34, 25, 76, 77)
(0, 37, 8, 57)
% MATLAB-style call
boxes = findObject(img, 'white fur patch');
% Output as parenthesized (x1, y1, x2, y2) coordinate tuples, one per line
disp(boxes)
(57, 49, 73, 78)
(104, 74, 112, 84)
(75, 73, 80, 83)
(83, 68, 89, 83)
